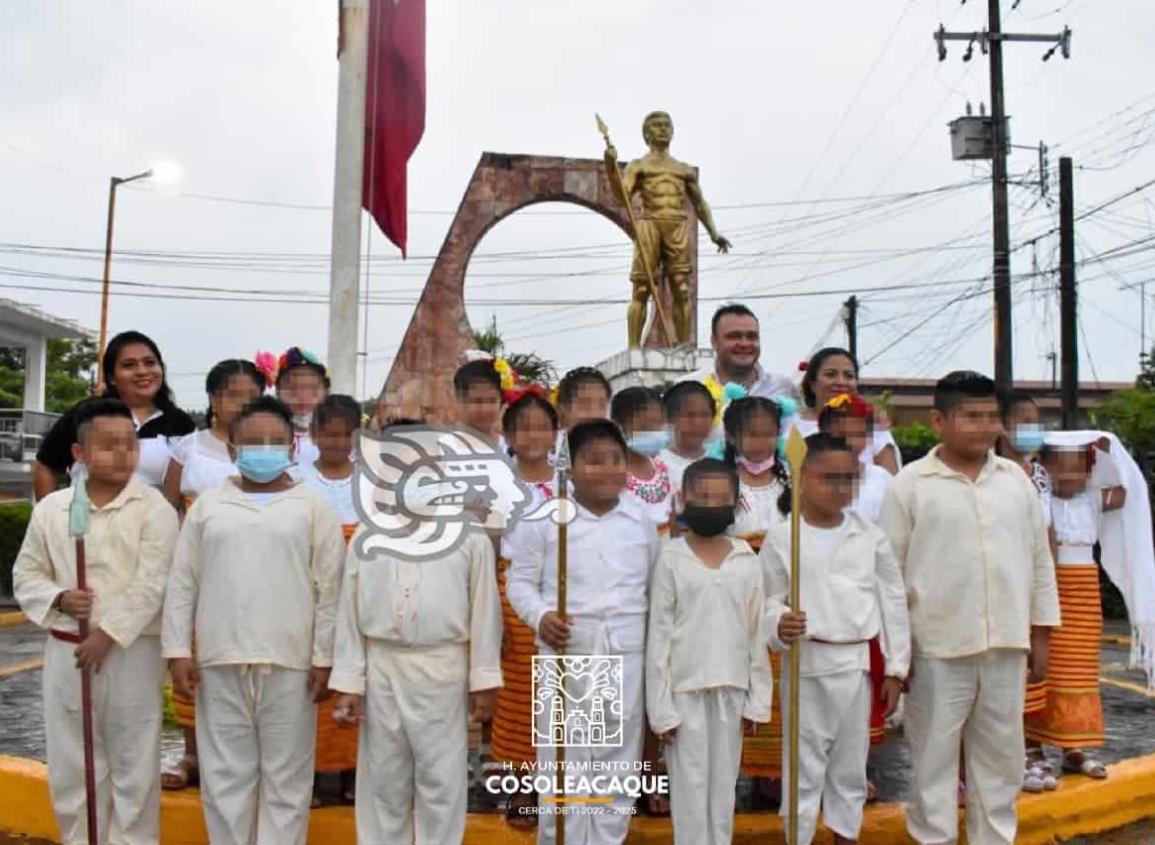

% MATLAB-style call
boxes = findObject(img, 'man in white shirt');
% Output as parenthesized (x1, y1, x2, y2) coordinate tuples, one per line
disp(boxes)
(508, 420, 662, 845)
(162, 397, 345, 845)
(329, 529, 503, 845)
(881, 372, 1060, 845)
(14, 399, 180, 845)
(680, 304, 798, 401)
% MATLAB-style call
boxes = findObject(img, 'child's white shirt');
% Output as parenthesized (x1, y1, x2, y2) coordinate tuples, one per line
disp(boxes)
(328, 531, 503, 695)
(1050, 487, 1102, 565)
(730, 476, 786, 542)
(761, 512, 911, 680)
(161, 478, 345, 671)
(169, 429, 236, 499)
(645, 537, 772, 734)
(14, 481, 179, 644)
(852, 463, 893, 524)
(507, 497, 660, 648)
(297, 461, 358, 525)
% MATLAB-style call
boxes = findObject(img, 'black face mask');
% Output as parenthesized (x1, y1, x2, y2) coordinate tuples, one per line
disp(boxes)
(680, 504, 734, 537)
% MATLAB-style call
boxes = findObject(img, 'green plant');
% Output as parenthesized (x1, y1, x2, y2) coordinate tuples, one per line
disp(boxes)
(0, 500, 33, 597)
(471, 317, 557, 386)
(891, 422, 940, 463)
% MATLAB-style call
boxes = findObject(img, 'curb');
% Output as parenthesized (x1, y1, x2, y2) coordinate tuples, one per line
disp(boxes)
(3, 752, 1155, 843)
(0, 611, 27, 628)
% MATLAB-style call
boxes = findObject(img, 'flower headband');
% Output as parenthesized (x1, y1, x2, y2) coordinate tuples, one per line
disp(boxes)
(825, 392, 872, 417)
(252, 351, 278, 389)
(254, 346, 326, 388)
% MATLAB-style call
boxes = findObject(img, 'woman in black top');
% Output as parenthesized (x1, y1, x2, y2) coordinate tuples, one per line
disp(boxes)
(33, 330, 195, 503)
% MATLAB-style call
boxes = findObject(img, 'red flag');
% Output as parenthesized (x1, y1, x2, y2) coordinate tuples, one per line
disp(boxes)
(363, 0, 426, 257)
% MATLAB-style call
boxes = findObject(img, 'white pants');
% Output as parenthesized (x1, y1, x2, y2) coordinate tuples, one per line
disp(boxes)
(355, 641, 470, 845)
(196, 664, 316, 845)
(666, 687, 745, 845)
(536, 648, 645, 845)
(905, 650, 1028, 845)
(43, 635, 163, 845)
(781, 670, 871, 845)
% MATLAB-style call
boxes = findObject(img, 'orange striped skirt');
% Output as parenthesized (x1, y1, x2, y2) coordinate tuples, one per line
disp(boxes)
(491, 558, 536, 766)
(313, 523, 361, 772)
(1025, 564, 1103, 749)
(741, 649, 783, 778)
(738, 533, 782, 777)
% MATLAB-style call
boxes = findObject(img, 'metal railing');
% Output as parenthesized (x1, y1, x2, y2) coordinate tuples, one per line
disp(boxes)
(0, 409, 60, 462)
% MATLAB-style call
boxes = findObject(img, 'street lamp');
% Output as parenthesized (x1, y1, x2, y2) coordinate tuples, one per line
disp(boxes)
(97, 161, 182, 390)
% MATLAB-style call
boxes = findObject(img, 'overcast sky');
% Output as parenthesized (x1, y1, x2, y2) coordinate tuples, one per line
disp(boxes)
(3, 0, 1154, 408)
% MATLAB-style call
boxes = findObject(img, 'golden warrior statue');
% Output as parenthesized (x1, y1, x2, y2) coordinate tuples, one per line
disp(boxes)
(602, 111, 732, 348)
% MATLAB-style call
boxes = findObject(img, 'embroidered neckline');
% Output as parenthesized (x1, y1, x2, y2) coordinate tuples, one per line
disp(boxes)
(626, 458, 672, 504)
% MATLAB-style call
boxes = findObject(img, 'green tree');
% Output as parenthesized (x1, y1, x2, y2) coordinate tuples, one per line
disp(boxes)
(1091, 388, 1155, 460)
(0, 338, 97, 412)
(45, 337, 97, 412)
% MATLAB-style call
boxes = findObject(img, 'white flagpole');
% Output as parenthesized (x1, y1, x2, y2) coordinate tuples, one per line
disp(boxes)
(328, 0, 370, 397)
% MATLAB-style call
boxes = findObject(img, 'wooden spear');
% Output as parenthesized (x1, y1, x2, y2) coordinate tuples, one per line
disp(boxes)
(783, 428, 808, 845)
(68, 465, 98, 845)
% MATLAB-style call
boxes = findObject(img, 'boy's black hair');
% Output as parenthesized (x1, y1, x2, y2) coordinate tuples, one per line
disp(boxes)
(801, 347, 859, 409)
(229, 396, 294, 441)
(204, 359, 264, 428)
(682, 457, 739, 500)
(314, 393, 362, 430)
(610, 386, 663, 428)
(710, 303, 757, 338)
(502, 392, 558, 434)
(777, 432, 854, 515)
(567, 419, 627, 463)
(933, 370, 997, 413)
(662, 380, 716, 418)
(556, 367, 611, 407)
(453, 360, 502, 398)
(997, 388, 1036, 422)
(73, 397, 134, 445)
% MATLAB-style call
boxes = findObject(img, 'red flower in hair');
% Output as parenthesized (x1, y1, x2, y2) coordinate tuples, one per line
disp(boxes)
(503, 384, 548, 406)
(798, 360, 809, 372)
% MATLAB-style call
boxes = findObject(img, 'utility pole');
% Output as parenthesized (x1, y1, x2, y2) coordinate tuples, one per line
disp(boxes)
(1059, 157, 1078, 429)
(988, 0, 1013, 394)
(936, 12, 1071, 393)
(329, 0, 369, 397)
(844, 295, 858, 361)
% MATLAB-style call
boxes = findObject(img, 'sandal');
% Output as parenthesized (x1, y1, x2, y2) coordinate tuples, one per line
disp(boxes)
(160, 756, 199, 791)
(1063, 750, 1108, 780)
(1025, 748, 1058, 790)
(1022, 765, 1045, 793)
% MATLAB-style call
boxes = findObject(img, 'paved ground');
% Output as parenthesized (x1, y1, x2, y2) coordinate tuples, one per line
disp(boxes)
(3, 620, 1154, 839)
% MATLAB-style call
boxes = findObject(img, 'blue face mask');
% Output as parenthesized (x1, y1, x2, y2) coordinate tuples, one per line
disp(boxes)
(235, 445, 293, 483)
(627, 429, 671, 458)
(1011, 423, 1045, 454)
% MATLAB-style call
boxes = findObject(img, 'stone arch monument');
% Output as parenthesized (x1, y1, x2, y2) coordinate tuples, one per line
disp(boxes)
(376, 152, 698, 423)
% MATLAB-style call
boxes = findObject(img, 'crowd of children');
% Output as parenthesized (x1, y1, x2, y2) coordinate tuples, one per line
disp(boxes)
(12, 329, 1155, 845)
